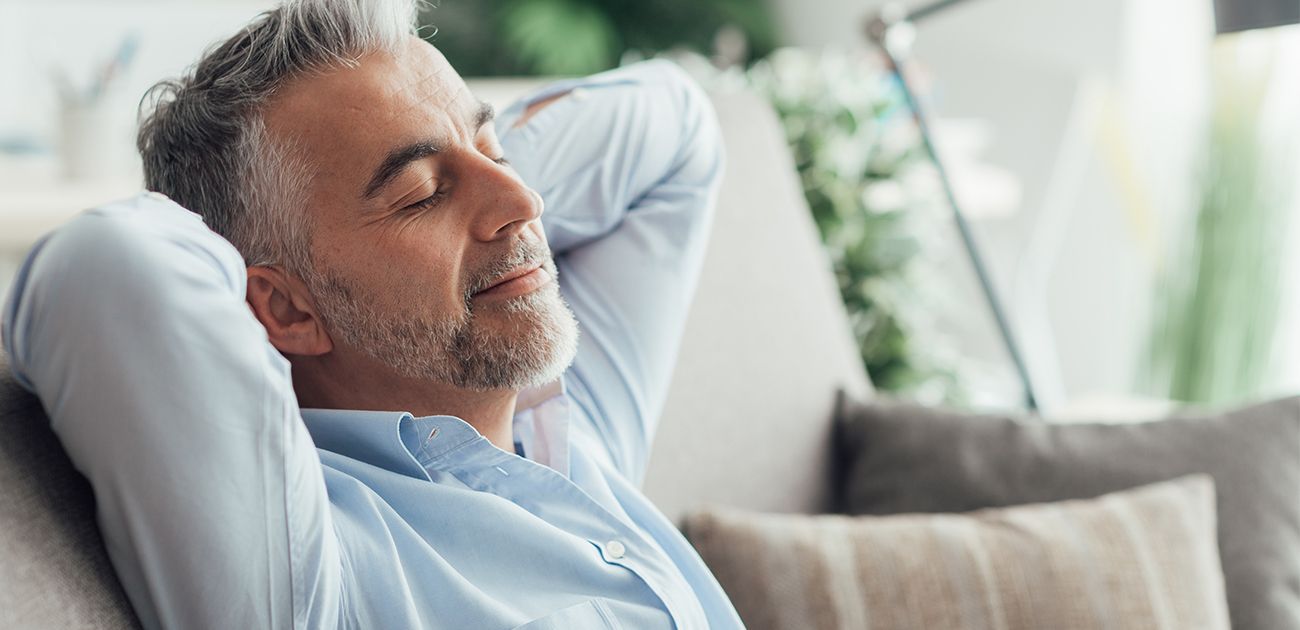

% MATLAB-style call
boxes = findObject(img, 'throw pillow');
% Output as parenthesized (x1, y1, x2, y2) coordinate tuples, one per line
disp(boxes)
(834, 393, 1300, 630)
(685, 476, 1229, 630)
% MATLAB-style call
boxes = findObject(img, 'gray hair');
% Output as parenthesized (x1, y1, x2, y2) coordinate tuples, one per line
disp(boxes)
(137, 0, 421, 272)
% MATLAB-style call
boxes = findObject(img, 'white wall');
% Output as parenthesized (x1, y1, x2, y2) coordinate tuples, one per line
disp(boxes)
(0, 0, 276, 180)
(1260, 33, 1300, 398)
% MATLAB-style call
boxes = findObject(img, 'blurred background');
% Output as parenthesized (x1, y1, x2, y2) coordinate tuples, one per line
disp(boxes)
(1, 0, 1298, 414)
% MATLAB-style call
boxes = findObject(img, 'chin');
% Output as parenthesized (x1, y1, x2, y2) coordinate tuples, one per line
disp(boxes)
(456, 288, 580, 391)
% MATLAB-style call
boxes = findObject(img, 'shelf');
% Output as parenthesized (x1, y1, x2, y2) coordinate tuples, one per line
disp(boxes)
(0, 176, 142, 252)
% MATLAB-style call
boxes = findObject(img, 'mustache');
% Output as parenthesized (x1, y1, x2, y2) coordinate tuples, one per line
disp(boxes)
(465, 239, 555, 298)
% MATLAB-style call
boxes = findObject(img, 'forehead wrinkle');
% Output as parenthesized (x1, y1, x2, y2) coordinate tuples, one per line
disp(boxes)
(378, 55, 476, 140)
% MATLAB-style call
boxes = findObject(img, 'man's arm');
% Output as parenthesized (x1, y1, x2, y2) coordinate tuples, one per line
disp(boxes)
(498, 61, 725, 483)
(1, 196, 341, 629)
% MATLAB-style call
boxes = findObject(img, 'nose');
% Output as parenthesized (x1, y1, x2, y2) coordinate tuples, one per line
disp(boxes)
(470, 155, 543, 242)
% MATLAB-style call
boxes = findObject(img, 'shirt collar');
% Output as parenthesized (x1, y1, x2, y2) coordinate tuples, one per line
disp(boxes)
(299, 408, 435, 480)
(299, 378, 572, 477)
(513, 379, 572, 475)
(517, 378, 564, 411)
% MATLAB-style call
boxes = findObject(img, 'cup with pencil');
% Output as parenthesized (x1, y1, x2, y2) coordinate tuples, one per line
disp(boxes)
(53, 34, 139, 181)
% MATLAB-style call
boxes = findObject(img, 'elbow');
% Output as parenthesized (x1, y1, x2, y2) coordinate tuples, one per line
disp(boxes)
(642, 60, 726, 189)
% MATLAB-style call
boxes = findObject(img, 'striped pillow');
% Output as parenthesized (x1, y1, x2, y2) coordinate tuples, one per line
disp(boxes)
(684, 476, 1229, 630)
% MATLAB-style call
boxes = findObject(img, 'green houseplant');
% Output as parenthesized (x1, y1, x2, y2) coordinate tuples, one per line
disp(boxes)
(738, 49, 962, 402)
(1146, 37, 1297, 405)
(421, 0, 777, 76)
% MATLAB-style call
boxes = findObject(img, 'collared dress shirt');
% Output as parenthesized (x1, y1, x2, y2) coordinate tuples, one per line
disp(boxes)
(1, 60, 745, 630)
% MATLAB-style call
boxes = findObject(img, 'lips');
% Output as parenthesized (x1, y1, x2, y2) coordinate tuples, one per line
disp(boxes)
(479, 263, 540, 292)
(473, 262, 551, 300)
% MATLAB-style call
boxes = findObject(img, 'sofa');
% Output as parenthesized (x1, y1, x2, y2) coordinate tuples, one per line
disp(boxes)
(0, 84, 872, 628)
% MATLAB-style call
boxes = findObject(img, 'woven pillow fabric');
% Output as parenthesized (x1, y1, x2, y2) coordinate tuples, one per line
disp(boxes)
(685, 476, 1229, 630)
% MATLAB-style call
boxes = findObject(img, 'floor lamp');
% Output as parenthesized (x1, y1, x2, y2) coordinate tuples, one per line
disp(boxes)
(865, 1, 1040, 411)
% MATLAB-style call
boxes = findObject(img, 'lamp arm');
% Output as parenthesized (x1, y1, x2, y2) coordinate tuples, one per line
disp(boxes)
(865, 0, 1040, 411)
(905, 0, 982, 24)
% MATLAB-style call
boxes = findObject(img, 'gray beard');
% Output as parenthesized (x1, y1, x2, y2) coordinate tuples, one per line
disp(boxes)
(307, 255, 579, 391)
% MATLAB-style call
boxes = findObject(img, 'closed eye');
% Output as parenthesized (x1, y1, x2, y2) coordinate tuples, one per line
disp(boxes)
(396, 155, 507, 215)
(401, 189, 448, 214)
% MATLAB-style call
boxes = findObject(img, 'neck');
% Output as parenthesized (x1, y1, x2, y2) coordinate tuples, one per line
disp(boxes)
(290, 347, 517, 452)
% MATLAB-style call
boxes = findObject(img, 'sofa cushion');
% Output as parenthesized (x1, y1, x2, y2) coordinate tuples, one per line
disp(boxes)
(685, 475, 1229, 630)
(835, 394, 1300, 630)
(0, 365, 140, 629)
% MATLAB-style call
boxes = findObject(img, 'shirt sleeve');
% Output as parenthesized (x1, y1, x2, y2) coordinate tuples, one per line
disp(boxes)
(497, 60, 725, 484)
(1, 195, 341, 630)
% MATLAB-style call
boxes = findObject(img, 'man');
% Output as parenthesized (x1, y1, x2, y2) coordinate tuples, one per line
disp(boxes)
(0, 0, 740, 628)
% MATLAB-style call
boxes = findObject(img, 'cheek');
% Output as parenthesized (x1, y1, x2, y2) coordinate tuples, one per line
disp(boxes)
(327, 215, 477, 314)
(384, 243, 470, 311)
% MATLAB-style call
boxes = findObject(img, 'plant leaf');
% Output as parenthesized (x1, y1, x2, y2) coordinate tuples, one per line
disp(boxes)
(499, 0, 619, 75)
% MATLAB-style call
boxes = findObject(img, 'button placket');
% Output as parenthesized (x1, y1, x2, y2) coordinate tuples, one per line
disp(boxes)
(440, 444, 693, 624)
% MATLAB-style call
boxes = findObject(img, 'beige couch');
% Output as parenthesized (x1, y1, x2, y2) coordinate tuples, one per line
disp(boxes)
(0, 86, 872, 628)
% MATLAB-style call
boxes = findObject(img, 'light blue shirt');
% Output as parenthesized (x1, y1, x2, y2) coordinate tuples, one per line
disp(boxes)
(2, 61, 744, 630)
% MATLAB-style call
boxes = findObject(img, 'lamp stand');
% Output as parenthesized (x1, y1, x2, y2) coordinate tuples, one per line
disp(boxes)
(866, 1, 1040, 410)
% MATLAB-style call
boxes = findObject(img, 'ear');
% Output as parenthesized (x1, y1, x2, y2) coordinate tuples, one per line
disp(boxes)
(245, 266, 333, 356)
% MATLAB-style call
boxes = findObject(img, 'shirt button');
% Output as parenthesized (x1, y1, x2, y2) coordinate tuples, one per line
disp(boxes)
(605, 540, 626, 560)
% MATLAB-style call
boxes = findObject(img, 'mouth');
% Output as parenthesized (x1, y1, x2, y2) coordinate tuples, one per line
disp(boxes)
(473, 262, 551, 300)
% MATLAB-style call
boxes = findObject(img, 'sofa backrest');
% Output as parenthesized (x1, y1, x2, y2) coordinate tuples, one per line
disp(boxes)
(0, 368, 141, 629)
(643, 89, 873, 521)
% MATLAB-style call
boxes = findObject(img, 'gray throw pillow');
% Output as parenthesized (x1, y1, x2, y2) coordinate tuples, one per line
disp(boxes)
(834, 393, 1300, 630)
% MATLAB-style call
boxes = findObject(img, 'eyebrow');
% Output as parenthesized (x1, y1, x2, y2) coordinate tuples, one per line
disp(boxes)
(361, 101, 497, 201)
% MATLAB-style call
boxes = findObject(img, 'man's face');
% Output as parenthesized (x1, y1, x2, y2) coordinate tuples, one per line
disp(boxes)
(262, 36, 577, 391)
